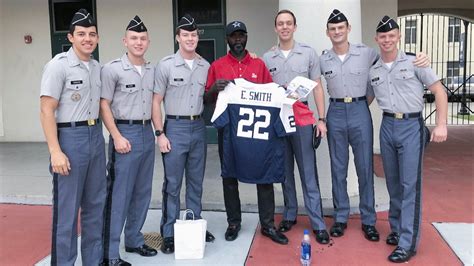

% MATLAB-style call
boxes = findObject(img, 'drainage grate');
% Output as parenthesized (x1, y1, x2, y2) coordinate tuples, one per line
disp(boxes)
(143, 232, 163, 250)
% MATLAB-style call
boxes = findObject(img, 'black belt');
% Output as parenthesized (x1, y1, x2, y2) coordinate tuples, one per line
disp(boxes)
(330, 96, 367, 103)
(116, 119, 151, 125)
(57, 119, 99, 128)
(166, 115, 201, 120)
(383, 112, 422, 119)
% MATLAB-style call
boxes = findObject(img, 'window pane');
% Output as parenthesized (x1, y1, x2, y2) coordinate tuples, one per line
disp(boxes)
(177, 0, 223, 24)
(454, 27, 460, 42)
(196, 39, 216, 62)
(447, 61, 460, 77)
(404, 20, 416, 44)
(53, 1, 93, 32)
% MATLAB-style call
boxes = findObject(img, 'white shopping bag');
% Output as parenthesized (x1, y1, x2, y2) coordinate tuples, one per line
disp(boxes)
(174, 209, 207, 259)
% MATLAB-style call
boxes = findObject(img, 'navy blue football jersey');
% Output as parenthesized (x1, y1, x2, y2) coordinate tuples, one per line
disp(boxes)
(211, 79, 296, 184)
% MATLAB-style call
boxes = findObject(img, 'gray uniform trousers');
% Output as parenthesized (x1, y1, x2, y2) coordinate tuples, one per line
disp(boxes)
(51, 123, 106, 266)
(327, 100, 376, 225)
(103, 123, 155, 259)
(282, 124, 326, 230)
(380, 115, 425, 252)
(160, 118, 206, 238)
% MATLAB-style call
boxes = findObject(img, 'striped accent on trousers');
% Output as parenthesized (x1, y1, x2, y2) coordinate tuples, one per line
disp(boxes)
(410, 118, 424, 252)
(51, 173, 59, 266)
(102, 138, 117, 259)
(160, 121, 169, 236)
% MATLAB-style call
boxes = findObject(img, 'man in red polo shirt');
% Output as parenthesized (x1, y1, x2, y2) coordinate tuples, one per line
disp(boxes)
(204, 20, 288, 245)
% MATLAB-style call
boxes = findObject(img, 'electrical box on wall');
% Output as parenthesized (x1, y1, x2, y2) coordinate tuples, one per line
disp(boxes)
(24, 35, 32, 44)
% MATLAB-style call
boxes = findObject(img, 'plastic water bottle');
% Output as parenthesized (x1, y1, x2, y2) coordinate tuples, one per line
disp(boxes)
(300, 229, 311, 266)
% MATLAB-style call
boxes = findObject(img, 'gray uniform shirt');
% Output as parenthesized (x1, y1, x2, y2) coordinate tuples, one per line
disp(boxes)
(369, 51, 439, 113)
(154, 51, 210, 116)
(262, 41, 321, 102)
(320, 43, 377, 98)
(40, 48, 101, 123)
(101, 53, 154, 120)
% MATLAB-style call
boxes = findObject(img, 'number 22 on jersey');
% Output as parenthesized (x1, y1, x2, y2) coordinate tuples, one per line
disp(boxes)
(237, 107, 271, 140)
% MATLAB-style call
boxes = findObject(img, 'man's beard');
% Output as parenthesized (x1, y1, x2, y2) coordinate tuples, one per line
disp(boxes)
(230, 42, 245, 55)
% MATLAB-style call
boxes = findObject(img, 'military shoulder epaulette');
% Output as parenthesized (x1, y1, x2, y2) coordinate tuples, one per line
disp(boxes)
(299, 42, 311, 48)
(56, 52, 67, 60)
(161, 55, 174, 62)
(110, 58, 121, 64)
(322, 49, 329, 55)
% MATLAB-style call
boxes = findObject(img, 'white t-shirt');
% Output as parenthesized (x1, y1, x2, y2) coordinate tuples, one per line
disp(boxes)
(384, 62, 394, 69)
(81, 60, 90, 70)
(184, 59, 194, 69)
(281, 49, 291, 58)
(134, 65, 142, 76)
(338, 54, 346, 62)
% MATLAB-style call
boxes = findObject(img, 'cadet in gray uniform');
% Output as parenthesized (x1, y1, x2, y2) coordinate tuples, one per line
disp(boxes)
(152, 14, 215, 255)
(39, 9, 106, 265)
(321, 9, 380, 241)
(262, 9, 329, 244)
(369, 16, 447, 263)
(100, 16, 157, 266)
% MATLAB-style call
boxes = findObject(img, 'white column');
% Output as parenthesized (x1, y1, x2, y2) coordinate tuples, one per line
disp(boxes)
(0, 1, 4, 137)
(279, 0, 363, 199)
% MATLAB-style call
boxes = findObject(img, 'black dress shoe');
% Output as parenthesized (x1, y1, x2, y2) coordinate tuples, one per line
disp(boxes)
(313, 229, 330, 244)
(225, 224, 241, 241)
(386, 232, 400, 246)
(261, 227, 289, 245)
(388, 246, 416, 263)
(277, 219, 297, 232)
(125, 243, 157, 257)
(161, 237, 174, 254)
(206, 230, 215, 242)
(329, 222, 347, 237)
(101, 258, 131, 266)
(362, 224, 380, 241)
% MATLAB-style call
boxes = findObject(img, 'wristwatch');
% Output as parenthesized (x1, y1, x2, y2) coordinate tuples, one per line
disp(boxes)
(318, 118, 327, 123)
(155, 130, 164, 136)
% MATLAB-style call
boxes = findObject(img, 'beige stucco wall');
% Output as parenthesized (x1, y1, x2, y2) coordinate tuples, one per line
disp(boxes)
(0, 0, 5, 136)
(0, 0, 50, 141)
(227, 0, 279, 56)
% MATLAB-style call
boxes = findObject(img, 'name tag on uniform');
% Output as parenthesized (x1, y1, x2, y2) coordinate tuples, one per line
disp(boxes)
(173, 78, 184, 82)
(324, 71, 333, 75)
(269, 67, 277, 73)
(71, 80, 83, 85)
(400, 68, 408, 72)
(126, 84, 136, 88)
(371, 77, 380, 82)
